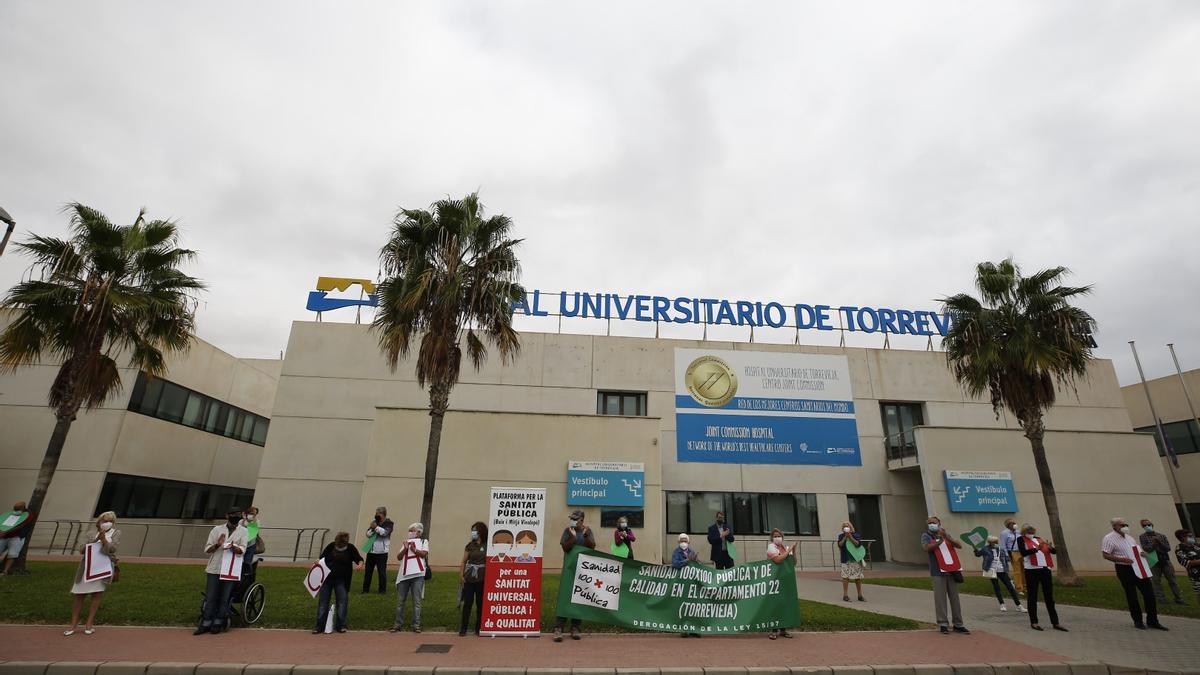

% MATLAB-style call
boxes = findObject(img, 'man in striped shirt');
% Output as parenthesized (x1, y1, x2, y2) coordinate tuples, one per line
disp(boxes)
(1101, 517, 1168, 630)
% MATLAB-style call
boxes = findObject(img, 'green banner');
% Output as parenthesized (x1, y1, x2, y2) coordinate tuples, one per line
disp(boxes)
(555, 545, 800, 634)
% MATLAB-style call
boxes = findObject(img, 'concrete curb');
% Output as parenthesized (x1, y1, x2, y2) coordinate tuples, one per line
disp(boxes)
(3, 664, 1198, 675)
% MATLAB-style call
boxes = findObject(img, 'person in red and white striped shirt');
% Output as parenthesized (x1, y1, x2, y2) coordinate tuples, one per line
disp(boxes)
(1016, 524, 1066, 632)
(1101, 517, 1167, 631)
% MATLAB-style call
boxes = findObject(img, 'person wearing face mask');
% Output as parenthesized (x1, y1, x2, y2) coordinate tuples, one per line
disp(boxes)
(612, 517, 636, 559)
(553, 510, 595, 642)
(514, 530, 538, 563)
(459, 521, 488, 636)
(65, 512, 119, 636)
(766, 528, 796, 640)
(1138, 519, 1186, 605)
(1016, 524, 1066, 632)
(707, 511, 736, 570)
(921, 515, 969, 634)
(362, 506, 394, 595)
(672, 533, 701, 638)
(999, 518, 1025, 596)
(241, 506, 266, 575)
(490, 530, 515, 562)
(195, 507, 248, 635)
(974, 535, 1024, 613)
(1173, 529, 1200, 598)
(314, 531, 364, 634)
(837, 522, 866, 602)
(390, 522, 430, 634)
(1101, 517, 1167, 630)
(0, 501, 34, 576)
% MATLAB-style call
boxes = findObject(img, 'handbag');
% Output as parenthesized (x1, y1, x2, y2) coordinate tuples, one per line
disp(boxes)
(951, 570, 965, 584)
(981, 569, 996, 579)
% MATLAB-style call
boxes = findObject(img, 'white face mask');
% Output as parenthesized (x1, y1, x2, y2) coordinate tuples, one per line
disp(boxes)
(773, 536, 783, 545)
(843, 527, 851, 533)
(99, 522, 113, 532)
(408, 531, 419, 540)
(569, 519, 578, 528)
(1120, 526, 1131, 535)
(1010, 524, 1018, 531)
(469, 530, 479, 541)
(493, 543, 511, 557)
(679, 542, 689, 550)
(516, 543, 534, 557)
(246, 514, 256, 522)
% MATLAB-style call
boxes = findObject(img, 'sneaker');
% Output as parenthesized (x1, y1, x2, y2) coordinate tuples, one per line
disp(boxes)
(1149, 623, 1170, 631)
(1134, 623, 1147, 630)
(553, 629, 563, 643)
(939, 626, 949, 634)
(857, 596, 866, 602)
(952, 626, 971, 635)
(388, 624, 403, 633)
(459, 630, 467, 637)
(843, 595, 850, 602)
(413, 627, 422, 634)
(1017, 605, 1027, 613)
(570, 628, 582, 640)
(999, 604, 1008, 612)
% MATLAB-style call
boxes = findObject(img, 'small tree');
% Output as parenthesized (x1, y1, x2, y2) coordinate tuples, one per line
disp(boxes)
(940, 259, 1096, 585)
(372, 192, 525, 535)
(0, 204, 203, 572)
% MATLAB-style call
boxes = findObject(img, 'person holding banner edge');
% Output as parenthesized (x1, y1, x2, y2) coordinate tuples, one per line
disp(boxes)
(1016, 523, 1066, 632)
(921, 515, 969, 635)
(766, 528, 796, 639)
(362, 506, 394, 594)
(708, 511, 735, 570)
(553, 509, 595, 642)
(1102, 517, 1168, 630)
(194, 507, 248, 635)
(837, 521, 867, 603)
(314, 531, 364, 634)
(65, 511, 119, 636)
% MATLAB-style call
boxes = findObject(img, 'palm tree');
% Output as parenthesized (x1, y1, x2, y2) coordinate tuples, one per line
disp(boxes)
(0, 204, 203, 573)
(373, 192, 525, 536)
(940, 259, 1095, 584)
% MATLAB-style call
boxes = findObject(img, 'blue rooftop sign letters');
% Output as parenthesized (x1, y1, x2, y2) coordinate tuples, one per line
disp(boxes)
(567, 462, 645, 507)
(944, 470, 1018, 513)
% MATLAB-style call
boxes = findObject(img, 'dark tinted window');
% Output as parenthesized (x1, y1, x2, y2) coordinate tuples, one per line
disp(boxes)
(126, 372, 270, 447)
(94, 473, 254, 520)
(597, 391, 647, 416)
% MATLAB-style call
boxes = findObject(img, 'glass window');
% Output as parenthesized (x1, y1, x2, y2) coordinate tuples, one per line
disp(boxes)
(127, 372, 271, 447)
(155, 383, 188, 423)
(225, 410, 242, 438)
(158, 481, 188, 518)
(597, 391, 647, 416)
(138, 377, 165, 415)
(600, 509, 644, 528)
(95, 473, 255, 520)
(251, 418, 268, 446)
(688, 492, 728, 533)
(203, 403, 224, 433)
(182, 393, 205, 428)
(764, 494, 797, 534)
(666, 492, 689, 534)
(126, 477, 164, 518)
(881, 402, 924, 459)
(1135, 420, 1200, 457)
(731, 493, 761, 535)
(794, 493, 819, 535)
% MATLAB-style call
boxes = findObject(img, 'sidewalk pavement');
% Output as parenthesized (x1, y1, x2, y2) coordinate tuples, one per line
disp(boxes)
(795, 575, 1200, 673)
(0, 625, 1061, 669)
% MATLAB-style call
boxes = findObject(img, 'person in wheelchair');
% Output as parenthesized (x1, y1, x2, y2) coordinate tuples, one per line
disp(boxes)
(195, 507, 248, 635)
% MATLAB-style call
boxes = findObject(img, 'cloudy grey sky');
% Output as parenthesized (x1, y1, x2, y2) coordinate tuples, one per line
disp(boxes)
(1, 2, 1197, 385)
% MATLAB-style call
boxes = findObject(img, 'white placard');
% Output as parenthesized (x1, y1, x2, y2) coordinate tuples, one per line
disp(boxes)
(83, 541, 113, 582)
(305, 559, 330, 597)
(1, 514, 20, 528)
(219, 548, 243, 581)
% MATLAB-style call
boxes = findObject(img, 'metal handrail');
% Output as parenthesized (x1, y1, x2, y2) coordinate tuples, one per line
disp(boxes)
(31, 520, 330, 561)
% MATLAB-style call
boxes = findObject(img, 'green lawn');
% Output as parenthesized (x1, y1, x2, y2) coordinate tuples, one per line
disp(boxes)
(0, 562, 920, 632)
(864, 575, 1200, 619)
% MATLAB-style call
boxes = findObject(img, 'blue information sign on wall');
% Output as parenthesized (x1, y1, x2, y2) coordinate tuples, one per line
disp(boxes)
(944, 470, 1018, 512)
(567, 462, 645, 507)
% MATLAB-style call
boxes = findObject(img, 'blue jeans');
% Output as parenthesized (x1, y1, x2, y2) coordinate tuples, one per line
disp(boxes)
(394, 576, 425, 628)
(201, 573, 236, 628)
(316, 579, 349, 631)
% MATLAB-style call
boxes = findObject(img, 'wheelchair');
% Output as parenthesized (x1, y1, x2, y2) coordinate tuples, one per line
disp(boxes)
(198, 558, 266, 627)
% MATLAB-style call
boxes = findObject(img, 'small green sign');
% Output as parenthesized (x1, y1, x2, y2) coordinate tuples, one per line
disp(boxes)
(960, 526, 989, 550)
(0, 511, 29, 534)
(845, 539, 867, 562)
(361, 533, 376, 555)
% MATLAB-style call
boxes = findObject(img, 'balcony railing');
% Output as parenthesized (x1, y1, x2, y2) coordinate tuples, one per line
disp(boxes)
(884, 429, 919, 465)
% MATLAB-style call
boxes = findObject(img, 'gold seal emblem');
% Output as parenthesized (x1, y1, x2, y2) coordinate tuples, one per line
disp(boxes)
(685, 355, 738, 407)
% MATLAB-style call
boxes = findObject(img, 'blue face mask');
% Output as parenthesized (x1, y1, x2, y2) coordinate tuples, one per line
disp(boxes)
(1144, 525, 1154, 533)
(469, 531, 478, 541)
(928, 523, 939, 532)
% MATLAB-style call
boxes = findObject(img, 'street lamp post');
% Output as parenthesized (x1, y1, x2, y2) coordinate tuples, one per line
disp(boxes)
(0, 206, 15, 257)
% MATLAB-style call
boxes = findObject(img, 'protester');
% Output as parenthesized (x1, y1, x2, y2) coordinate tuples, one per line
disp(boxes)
(766, 528, 796, 640)
(974, 535, 1024, 613)
(314, 531, 364, 634)
(64, 512, 119, 636)
(362, 506, 394, 594)
(459, 521, 488, 637)
(1, 501, 33, 576)
(707, 511, 736, 570)
(999, 518, 1025, 596)
(1016, 524, 1066, 631)
(1174, 529, 1200, 598)
(194, 507, 248, 635)
(553, 509, 595, 642)
(921, 515, 969, 634)
(1139, 518, 1186, 605)
(672, 533, 702, 638)
(613, 516, 636, 559)
(837, 521, 866, 602)
(1101, 517, 1168, 630)
(389, 522, 429, 634)
(242, 506, 266, 573)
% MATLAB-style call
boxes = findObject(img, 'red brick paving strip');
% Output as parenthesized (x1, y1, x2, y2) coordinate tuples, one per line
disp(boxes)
(0, 626, 1064, 668)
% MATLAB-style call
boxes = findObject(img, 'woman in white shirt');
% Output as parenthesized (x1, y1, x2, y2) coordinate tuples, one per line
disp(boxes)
(65, 511, 119, 636)
(389, 522, 430, 633)
(765, 528, 796, 640)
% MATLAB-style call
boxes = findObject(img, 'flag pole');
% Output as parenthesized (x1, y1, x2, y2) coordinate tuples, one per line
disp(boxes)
(1167, 343, 1200, 531)
(1129, 341, 1193, 532)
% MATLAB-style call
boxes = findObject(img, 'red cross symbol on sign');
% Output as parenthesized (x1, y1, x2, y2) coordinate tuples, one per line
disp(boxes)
(594, 579, 603, 589)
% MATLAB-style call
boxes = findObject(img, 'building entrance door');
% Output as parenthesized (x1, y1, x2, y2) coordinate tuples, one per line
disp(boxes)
(847, 495, 886, 562)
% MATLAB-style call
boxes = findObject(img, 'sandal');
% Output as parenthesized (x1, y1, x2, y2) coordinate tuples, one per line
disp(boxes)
(769, 632, 778, 640)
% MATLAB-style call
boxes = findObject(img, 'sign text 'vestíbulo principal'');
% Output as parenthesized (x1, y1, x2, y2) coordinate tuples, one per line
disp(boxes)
(513, 290, 955, 336)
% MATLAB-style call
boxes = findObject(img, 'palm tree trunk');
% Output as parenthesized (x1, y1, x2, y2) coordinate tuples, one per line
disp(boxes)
(420, 381, 452, 539)
(1023, 415, 1080, 585)
(10, 414, 75, 574)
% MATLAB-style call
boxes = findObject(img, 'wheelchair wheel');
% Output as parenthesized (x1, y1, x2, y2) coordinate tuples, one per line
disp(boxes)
(241, 582, 266, 624)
